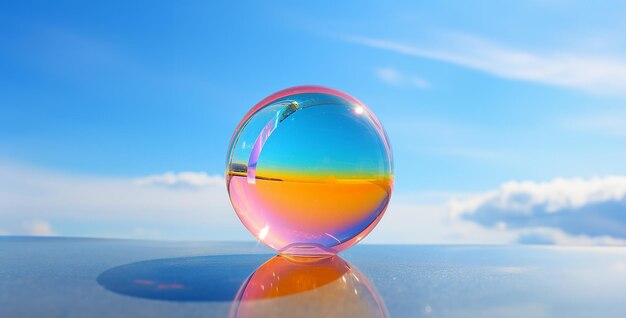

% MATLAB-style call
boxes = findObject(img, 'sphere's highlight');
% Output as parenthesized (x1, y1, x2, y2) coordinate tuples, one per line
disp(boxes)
(226, 85, 393, 257)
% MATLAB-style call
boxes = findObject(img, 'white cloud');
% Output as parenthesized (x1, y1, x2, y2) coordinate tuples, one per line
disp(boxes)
(22, 220, 55, 236)
(373, 198, 626, 246)
(367, 202, 520, 245)
(450, 176, 626, 215)
(375, 67, 430, 89)
(345, 33, 626, 94)
(515, 227, 626, 246)
(450, 176, 626, 244)
(134, 171, 224, 188)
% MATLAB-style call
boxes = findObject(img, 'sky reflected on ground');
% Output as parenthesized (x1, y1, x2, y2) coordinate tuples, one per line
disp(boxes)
(2, 238, 626, 317)
(98, 253, 387, 317)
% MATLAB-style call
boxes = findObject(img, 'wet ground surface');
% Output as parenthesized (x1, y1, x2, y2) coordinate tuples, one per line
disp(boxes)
(1, 237, 625, 317)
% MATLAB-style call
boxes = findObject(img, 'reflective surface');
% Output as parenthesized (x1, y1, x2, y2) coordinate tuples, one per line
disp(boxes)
(2, 237, 626, 317)
(226, 86, 394, 256)
(97, 253, 387, 318)
(231, 255, 387, 318)
(98, 254, 269, 302)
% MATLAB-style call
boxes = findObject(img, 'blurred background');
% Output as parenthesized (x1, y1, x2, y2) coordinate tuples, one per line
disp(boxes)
(1, 1, 625, 245)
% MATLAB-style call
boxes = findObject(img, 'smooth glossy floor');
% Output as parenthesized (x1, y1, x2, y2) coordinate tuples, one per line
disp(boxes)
(1, 237, 626, 317)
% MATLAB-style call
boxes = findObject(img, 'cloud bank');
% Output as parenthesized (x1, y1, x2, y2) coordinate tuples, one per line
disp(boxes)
(134, 172, 224, 188)
(450, 176, 626, 244)
(0, 161, 511, 244)
(2, 162, 625, 245)
(0, 162, 246, 240)
(345, 33, 626, 94)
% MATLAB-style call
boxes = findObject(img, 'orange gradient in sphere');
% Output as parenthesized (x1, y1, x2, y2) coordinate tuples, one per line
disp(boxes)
(226, 85, 394, 257)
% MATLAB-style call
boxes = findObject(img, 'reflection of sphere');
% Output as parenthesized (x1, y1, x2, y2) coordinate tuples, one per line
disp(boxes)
(226, 86, 394, 256)
(230, 255, 387, 318)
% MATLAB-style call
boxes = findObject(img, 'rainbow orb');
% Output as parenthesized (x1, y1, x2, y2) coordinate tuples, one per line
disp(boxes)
(226, 86, 393, 257)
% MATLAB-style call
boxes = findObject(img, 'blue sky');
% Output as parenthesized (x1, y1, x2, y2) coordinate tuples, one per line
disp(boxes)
(1, 1, 626, 244)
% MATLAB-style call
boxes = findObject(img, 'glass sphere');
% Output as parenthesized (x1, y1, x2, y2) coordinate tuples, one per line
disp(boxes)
(226, 85, 393, 257)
